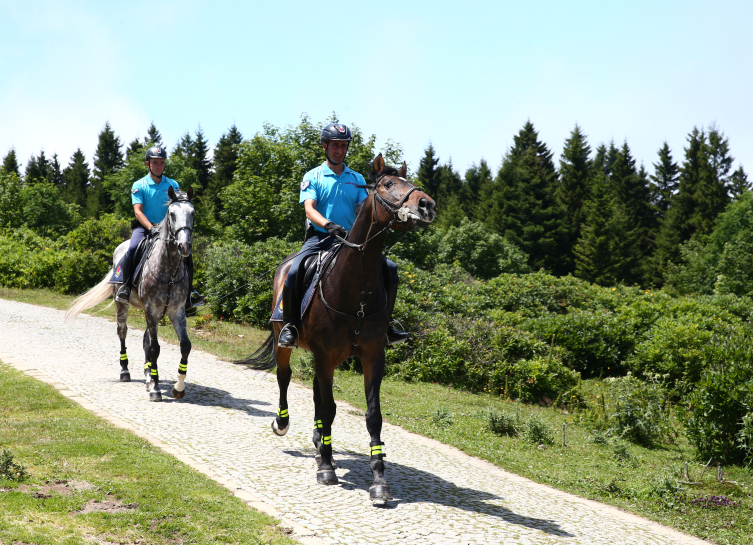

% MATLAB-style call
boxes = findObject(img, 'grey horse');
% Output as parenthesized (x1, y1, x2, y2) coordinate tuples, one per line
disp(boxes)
(66, 186, 195, 402)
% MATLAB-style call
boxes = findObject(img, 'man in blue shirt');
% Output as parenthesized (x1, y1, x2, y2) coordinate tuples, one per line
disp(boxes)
(277, 124, 406, 348)
(114, 146, 204, 309)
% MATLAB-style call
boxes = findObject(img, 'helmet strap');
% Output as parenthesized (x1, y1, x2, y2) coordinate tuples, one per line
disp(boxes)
(147, 160, 162, 181)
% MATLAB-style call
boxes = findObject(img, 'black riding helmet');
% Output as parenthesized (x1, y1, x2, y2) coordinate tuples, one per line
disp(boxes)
(145, 146, 167, 161)
(321, 124, 351, 165)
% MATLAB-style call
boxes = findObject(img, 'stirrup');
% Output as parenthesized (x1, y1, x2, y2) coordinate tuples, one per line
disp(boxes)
(386, 321, 408, 346)
(278, 324, 299, 349)
(186, 291, 206, 310)
(115, 285, 131, 304)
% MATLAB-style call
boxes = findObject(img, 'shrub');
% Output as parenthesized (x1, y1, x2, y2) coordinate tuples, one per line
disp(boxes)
(522, 413, 554, 445)
(487, 409, 521, 437)
(606, 375, 672, 446)
(431, 408, 453, 427)
(204, 238, 298, 327)
(736, 413, 753, 468)
(0, 449, 28, 481)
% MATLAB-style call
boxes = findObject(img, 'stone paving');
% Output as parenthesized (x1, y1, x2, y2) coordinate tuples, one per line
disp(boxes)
(0, 299, 710, 545)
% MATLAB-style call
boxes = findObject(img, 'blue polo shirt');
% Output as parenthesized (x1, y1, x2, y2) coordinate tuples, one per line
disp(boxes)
(130, 174, 181, 224)
(299, 162, 369, 233)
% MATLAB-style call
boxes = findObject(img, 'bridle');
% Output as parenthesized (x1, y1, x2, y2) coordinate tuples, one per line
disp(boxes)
(318, 173, 419, 351)
(143, 198, 194, 318)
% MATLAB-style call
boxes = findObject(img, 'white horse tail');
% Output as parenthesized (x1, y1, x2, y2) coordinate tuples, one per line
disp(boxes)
(65, 271, 114, 323)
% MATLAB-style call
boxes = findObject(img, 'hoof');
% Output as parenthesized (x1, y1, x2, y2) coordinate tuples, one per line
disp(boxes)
(120, 371, 131, 382)
(171, 387, 185, 399)
(316, 469, 338, 485)
(369, 484, 393, 502)
(149, 390, 162, 402)
(314, 454, 337, 469)
(271, 419, 289, 436)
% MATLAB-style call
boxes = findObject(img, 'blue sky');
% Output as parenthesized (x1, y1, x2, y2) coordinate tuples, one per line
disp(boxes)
(1, 0, 751, 180)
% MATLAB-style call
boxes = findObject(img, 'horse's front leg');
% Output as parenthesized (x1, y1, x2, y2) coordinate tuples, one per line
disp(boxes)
(362, 348, 392, 502)
(168, 307, 191, 399)
(116, 300, 130, 382)
(313, 360, 338, 485)
(272, 341, 291, 435)
(143, 307, 162, 402)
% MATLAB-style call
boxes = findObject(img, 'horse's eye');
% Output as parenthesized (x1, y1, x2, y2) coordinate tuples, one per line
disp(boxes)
(384, 180, 394, 188)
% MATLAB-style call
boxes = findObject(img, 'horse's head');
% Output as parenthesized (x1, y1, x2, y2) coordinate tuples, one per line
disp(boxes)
(368, 154, 436, 230)
(166, 186, 195, 257)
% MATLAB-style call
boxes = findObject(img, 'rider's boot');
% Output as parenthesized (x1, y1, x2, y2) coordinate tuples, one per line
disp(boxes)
(184, 255, 206, 310)
(386, 282, 408, 345)
(115, 251, 134, 303)
(278, 284, 299, 348)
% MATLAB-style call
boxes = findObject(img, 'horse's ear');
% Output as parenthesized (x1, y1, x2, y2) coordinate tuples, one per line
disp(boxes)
(187, 187, 194, 201)
(373, 153, 385, 173)
(168, 186, 177, 201)
(398, 161, 407, 178)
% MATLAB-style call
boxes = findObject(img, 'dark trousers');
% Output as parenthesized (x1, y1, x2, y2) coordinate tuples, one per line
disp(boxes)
(124, 227, 194, 287)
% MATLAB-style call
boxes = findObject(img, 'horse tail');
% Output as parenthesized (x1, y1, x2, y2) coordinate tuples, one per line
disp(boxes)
(65, 271, 114, 323)
(234, 332, 276, 370)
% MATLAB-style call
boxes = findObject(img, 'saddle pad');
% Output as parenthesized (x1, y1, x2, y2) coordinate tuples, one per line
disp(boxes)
(270, 246, 340, 323)
(108, 237, 152, 284)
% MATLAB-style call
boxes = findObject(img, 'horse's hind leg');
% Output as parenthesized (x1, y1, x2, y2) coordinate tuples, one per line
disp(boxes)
(116, 301, 130, 382)
(169, 308, 191, 400)
(312, 360, 338, 485)
(142, 311, 162, 402)
(272, 344, 291, 435)
(362, 349, 392, 502)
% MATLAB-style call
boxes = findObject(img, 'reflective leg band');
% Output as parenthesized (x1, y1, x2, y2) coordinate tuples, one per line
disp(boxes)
(179, 364, 187, 373)
(151, 369, 158, 376)
(315, 419, 323, 429)
(371, 445, 385, 456)
(322, 435, 332, 445)
(120, 354, 128, 361)
(144, 362, 150, 369)
(277, 408, 289, 418)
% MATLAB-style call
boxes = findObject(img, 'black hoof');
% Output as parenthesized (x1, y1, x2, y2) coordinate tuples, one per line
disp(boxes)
(271, 419, 289, 436)
(171, 387, 185, 399)
(120, 371, 131, 382)
(316, 469, 338, 485)
(149, 390, 162, 402)
(369, 484, 393, 502)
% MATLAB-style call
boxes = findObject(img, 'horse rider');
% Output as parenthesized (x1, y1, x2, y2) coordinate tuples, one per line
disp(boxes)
(277, 123, 408, 348)
(115, 145, 205, 309)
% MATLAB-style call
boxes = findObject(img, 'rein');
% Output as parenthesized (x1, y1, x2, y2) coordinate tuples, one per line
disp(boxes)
(319, 174, 418, 351)
(143, 200, 192, 319)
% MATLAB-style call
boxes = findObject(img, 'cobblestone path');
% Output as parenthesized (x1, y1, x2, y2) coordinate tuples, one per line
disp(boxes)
(0, 299, 709, 545)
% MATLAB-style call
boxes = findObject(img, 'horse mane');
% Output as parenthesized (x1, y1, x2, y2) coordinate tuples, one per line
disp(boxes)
(171, 189, 192, 203)
(368, 165, 399, 182)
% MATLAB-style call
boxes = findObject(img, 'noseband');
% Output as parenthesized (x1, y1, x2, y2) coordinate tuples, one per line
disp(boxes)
(372, 174, 419, 224)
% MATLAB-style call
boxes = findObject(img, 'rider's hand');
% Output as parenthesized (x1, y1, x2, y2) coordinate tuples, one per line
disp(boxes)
(324, 222, 347, 239)
(149, 226, 160, 238)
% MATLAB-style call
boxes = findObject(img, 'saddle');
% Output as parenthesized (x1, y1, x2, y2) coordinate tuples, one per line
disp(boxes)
(270, 244, 341, 323)
(108, 236, 154, 285)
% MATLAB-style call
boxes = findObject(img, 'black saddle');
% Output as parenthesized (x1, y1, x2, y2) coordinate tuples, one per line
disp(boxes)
(108, 235, 154, 285)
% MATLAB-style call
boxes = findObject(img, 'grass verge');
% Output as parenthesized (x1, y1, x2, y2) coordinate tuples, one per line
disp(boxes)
(0, 361, 296, 545)
(2, 288, 752, 544)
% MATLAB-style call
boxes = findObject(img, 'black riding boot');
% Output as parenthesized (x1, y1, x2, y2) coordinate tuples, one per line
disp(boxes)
(115, 251, 134, 303)
(386, 283, 408, 345)
(184, 255, 205, 310)
(278, 284, 298, 348)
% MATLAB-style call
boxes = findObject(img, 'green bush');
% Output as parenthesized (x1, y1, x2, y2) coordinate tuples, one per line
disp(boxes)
(204, 238, 298, 327)
(487, 409, 521, 437)
(522, 413, 554, 445)
(0, 449, 28, 481)
(736, 413, 753, 468)
(605, 375, 671, 446)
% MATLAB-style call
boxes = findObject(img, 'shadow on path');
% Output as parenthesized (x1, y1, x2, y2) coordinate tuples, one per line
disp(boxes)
(285, 449, 575, 538)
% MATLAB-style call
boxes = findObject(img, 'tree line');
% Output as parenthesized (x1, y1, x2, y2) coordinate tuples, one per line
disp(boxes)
(1, 117, 748, 288)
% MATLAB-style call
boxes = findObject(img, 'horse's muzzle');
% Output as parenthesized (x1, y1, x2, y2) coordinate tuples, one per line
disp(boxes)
(178, 242, 192, 257)
(414, 196, 436, 225)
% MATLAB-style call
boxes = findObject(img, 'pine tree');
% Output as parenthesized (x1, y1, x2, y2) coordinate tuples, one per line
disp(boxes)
(206, 124, 243, 214)
(463, 159, 492, 221)
(173, 132, 194, 159)
(729, 166, 750, 200)
(126, 138, 142, 160)
(24, 151, 51, 184)
(62, 149, 90, 209)
(191, 127, 211, 189)
(50, 154, 63, 186)
(650, 142, 679, 218)
(1, 149, 20, 176)
(434, 161, 465, 227)
(417, 143, 440, 197)
(556, 125, 592, 274)
(146, 122, 163, 146)
(486, 121, 566, 274)
(90, 121, 124, 215)
(702, 125, 733, 229)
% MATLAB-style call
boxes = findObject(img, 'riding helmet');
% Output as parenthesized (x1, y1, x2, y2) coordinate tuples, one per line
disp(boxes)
(145, 146, 167, 161)
(320, 124, 352, 143)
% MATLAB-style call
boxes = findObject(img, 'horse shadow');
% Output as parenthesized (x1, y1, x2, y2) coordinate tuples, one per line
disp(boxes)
(288, 449, 575, 538)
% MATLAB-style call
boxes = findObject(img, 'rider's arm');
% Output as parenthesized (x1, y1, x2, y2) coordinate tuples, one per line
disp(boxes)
(304, 199, 329, 229)
(133, 204, 153, 230)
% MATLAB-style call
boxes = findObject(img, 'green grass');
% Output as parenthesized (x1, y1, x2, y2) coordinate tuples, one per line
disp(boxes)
(0, 362, 296, 545)
(3, 287, 753, 544)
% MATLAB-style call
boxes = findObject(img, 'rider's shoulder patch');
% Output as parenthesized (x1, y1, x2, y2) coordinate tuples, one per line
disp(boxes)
(300, 179, 311, 191)
(131, 187, 139, 194)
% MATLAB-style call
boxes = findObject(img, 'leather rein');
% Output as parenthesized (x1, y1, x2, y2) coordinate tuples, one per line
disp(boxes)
(318, 174, 419, 351)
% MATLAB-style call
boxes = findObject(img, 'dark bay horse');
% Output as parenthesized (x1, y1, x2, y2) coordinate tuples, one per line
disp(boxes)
(240, 154, 436, 501)
(66, 187, 195, 402)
